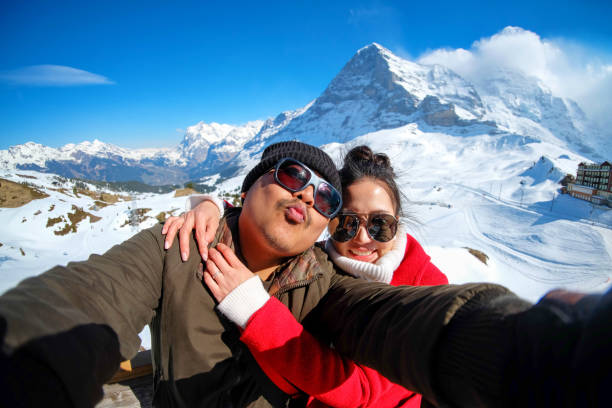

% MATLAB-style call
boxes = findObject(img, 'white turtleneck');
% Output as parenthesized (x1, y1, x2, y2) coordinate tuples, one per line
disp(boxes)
(325, 226, 407, 284)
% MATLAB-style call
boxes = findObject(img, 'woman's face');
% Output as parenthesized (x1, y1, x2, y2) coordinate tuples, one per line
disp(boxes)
(331, 178, 397, 263)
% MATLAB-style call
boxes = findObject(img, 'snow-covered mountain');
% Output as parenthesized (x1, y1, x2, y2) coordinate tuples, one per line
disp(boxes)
(1, 43, 607, 185)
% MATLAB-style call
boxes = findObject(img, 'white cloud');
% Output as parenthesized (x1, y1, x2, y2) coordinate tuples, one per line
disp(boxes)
(418, 26, 612, 132)
(0, 65, 115, 86)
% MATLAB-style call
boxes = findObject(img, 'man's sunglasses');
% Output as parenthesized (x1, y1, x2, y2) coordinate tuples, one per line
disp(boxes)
(274, 158, 343, 218)
(329, 212, 399, 243)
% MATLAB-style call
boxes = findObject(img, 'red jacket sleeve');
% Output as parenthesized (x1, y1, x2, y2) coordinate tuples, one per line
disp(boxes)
(241, 297, 420, 408)
(390, 234, 449, 286)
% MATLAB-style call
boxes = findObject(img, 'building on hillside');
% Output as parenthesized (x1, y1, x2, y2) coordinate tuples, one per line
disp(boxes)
(568, 161, 612, 207)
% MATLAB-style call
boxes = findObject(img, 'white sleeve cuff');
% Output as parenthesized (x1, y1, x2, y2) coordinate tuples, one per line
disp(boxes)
(217, 276, 270, 329)
(186, 194, 224, 218)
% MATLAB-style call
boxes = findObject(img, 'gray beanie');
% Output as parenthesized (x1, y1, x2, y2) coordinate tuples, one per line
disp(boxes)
(241, 141, 341, 194)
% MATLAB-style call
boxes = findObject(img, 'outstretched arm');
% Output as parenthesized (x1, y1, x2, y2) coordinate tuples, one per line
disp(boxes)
(315, 275, 612, 407)
(0, 225, 166, 406)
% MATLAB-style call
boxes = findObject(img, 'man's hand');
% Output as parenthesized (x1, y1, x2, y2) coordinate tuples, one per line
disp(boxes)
(162, 200, 221, 261)
(203, 243, 254, 302)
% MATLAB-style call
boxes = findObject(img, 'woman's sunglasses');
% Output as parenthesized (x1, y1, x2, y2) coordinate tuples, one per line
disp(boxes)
(274, 158, 343, 218)
(329, 212, 398, 243)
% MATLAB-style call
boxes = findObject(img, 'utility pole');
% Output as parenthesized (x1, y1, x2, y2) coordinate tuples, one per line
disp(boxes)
(550, 192, 556, 211)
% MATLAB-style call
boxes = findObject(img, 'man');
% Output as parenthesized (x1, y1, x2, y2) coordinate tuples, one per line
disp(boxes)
(0, 141, 609, 407)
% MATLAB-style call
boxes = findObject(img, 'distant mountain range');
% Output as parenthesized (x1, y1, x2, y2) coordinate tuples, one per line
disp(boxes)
(1, 43, 608, 185)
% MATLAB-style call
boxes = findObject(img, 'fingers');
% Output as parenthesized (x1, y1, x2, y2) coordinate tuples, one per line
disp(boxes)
(178, 212, 197, 261)
(204, 219, 219, 247)
(214, 243, 244, 269)
(194, 224, 210, 261)
(193, 201, 221, 260)
(163, 216, 185, 250)
(203, 269, 223, 302)
(207, 247, 232, 272)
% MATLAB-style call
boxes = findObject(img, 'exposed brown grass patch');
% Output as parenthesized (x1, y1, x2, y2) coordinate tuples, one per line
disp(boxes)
(89, 200, 111, 211)
(47, 216, 64, 228)
(174, 188, 196, 197)
(20, 248, 25, 256)
(49, 205, 102, 236)
(0, 178, 49, 208)
(464, 247, 489, 265)
(49, 204, 55, 212)
(34, 210, 41, 216)
(74, 188, 131, 204)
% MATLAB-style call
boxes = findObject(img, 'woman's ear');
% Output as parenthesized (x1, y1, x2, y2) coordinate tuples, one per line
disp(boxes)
(240, 192, 246, 199)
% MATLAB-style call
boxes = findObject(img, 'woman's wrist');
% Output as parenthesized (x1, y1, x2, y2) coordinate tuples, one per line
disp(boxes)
(217, 276, 270, 328)
(186, 194, 224, 217)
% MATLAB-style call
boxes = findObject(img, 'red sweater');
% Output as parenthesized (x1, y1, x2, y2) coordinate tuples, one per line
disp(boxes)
(240, 234, 448, 407)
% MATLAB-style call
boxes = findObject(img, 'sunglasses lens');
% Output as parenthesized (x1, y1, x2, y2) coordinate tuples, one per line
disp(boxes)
(276, 161, 310, 191)
(367, 214, 398, 242)
(276, 159, 342, 218)
(330, 214, 359, 242)
(315, 183, 342, 218)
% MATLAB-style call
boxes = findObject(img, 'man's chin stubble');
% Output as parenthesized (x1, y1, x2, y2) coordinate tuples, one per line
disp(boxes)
(263, 200, 313, 253)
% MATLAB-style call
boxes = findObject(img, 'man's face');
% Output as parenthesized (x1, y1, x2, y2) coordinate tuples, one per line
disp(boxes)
(239, 169, 330, 258)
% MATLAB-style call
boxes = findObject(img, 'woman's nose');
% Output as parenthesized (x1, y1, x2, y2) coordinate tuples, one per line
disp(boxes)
(352, 223, 372, 244)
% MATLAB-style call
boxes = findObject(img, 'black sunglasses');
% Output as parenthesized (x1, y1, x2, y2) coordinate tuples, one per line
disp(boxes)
(329, 212, 399, 243)
(274, 158, 343, 218)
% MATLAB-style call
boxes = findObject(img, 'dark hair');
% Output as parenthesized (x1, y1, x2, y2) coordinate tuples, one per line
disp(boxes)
(339, 145, 403, 217)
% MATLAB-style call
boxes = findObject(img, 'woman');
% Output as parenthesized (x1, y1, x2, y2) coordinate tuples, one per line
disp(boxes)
(163, 145, 448, 407)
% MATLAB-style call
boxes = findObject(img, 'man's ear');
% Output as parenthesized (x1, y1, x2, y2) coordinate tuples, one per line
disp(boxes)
(240, 192, 246, 199)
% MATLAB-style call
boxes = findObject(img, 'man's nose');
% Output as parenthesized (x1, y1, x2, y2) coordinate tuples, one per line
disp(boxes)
(293, 185, 315, 207)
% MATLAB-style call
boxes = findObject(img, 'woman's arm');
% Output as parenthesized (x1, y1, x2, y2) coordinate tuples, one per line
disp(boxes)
(204, 244, 418, 408)
(243, 297, 420, 407)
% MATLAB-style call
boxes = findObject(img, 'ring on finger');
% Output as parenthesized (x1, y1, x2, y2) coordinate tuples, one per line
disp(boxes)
(212, 270, 221, 280)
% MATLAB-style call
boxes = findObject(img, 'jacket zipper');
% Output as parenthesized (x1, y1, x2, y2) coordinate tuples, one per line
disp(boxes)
(272, 273, 323, 299)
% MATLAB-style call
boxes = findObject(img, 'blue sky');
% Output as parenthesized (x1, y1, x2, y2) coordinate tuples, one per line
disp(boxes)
(1, 0, 611, 150)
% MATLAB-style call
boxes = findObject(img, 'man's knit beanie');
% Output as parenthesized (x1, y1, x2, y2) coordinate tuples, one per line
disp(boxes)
(241, 141, 341, 194)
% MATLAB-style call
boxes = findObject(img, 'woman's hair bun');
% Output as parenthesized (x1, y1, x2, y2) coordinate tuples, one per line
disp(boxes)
(346, 145, 392, 170)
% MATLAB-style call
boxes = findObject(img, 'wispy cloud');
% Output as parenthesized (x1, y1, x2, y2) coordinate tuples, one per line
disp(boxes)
(0, 65, 115, 86)
(417, 26, 612, 131)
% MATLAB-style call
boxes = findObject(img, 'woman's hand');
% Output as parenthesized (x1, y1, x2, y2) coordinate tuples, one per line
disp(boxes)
(203, 243, 254, 302)
(162, 200, 221, 261)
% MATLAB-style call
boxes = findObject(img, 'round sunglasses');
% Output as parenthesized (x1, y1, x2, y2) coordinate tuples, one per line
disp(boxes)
(329, 212, 399, 243)
(274, 158, 343, 218)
